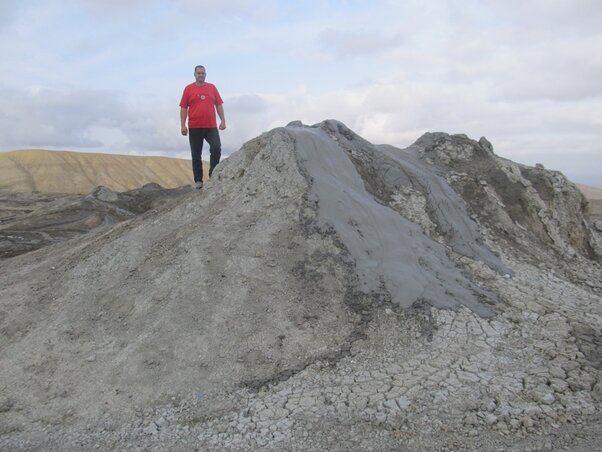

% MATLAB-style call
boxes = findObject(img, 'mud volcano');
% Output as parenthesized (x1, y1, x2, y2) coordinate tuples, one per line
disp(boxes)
(1, 121, 600, 450)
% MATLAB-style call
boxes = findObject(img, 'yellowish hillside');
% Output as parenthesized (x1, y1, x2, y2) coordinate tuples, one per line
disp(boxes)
(577, 184, 602, 200)
(0, 149, 205, 194)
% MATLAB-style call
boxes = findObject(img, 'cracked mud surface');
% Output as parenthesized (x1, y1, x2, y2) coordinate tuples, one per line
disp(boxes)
(4, 256, 599, 451)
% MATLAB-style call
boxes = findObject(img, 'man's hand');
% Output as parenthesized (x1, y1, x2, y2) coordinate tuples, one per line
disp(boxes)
(181, 126, 188, 136)
(216, 105, 226, 130)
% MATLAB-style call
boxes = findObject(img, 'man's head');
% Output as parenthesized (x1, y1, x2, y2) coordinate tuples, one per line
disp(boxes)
(194, 65, 206, 84)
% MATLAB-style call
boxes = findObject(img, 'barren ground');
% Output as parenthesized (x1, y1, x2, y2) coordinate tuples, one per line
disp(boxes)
(0, 122, 600, 450)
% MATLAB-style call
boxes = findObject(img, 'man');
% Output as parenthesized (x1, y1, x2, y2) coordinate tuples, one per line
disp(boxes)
(180, 65, 226, 189)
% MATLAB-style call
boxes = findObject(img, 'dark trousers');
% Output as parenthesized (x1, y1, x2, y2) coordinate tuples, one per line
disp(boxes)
(188, 128, 221, 182)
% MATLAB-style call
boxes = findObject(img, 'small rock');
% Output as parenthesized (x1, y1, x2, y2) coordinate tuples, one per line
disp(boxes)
(156, 416, 168, 428)
(482, 398, 496, 412)
(464, 413, 478, 426)
(0, 397, 13, 413)
(549, 367, 566, 379)
(273, 431, 287, 443)
(484, 413, 498, 425)
(94, 186, 119, 202)
(592, 376, 602, 401)
(383, 399, 399, 411)
(496, 420, 509, 433)
(396, 396, 411, 409)
(521, 416, 534, 428)
(143, 422, 159, 435)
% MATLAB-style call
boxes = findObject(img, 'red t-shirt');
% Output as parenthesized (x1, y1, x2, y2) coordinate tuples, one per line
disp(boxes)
(179, 82, 224, 128)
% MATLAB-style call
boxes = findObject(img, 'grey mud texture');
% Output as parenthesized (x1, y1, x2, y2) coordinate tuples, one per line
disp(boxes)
(289, 120, 508, 316)
(0, 120, 600, 451)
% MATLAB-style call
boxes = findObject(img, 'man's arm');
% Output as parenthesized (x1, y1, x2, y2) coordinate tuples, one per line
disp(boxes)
(180, 107, 188, 136)
(216, 104, 226, 130)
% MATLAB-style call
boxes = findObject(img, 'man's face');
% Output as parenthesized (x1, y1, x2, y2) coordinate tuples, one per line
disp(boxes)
(195, 68, 206, 84)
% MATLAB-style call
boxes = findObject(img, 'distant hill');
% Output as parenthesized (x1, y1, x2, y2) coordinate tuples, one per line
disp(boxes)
(577, 183, 602, 200)
(0, 149, 203, 193)
(578, 184, 602, 223)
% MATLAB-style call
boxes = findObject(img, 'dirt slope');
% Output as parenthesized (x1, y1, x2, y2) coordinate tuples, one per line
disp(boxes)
(577, 184, 602, 200)
(578, 184, 602, 226)
(0, 184, 192, 259)
(0, 121, 600, 450)
(0, 149, 201, 193)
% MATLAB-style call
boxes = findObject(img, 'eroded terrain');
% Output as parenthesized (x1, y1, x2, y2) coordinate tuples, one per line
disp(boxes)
(0, 121, 600, 450)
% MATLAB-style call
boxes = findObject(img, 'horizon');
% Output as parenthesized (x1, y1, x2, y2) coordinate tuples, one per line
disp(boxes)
(3, 144, 602, 192)
(0, 0, 600, 187)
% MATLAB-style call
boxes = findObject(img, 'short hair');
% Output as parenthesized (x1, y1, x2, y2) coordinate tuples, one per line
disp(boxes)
(194, 65, 206, 72)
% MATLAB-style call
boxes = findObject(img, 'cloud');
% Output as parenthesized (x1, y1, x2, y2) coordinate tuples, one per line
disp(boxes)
(174, 0, 280, 22)
(317, 28, 404, 59)
(492, 38, 602, 102)
(486, 0, 602, 34)
(0, 86, 127, 149)
(0, 85, 186, 154)
(79, 0, 146, 16)
(442, 1, 602, 103)
(227, 95, 269, 114)
(0, 1, 20, 29)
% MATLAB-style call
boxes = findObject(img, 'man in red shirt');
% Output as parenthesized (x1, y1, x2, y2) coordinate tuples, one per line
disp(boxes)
(180, 65, 226, 188)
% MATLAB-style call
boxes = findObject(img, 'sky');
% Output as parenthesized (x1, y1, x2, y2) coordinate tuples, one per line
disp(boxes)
(0, 0, 601, 187)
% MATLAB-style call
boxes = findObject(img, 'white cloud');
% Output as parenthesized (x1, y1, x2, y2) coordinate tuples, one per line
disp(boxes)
(492, 37, 602, 102)
(317, 28, 404, 59)
(83, 125, 129, 149)
(486, 0, 602, 34)
(227, 95, 269, 114)
(0, 1, 19, 28)
(0, 86, 126, 148)
(79, 0, 146, 16)
(174, 0, 280, 22)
